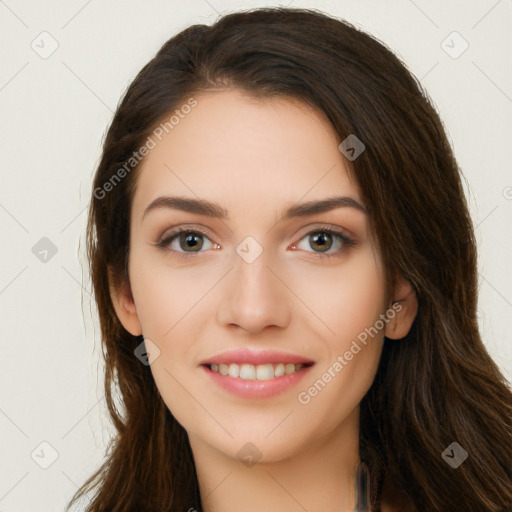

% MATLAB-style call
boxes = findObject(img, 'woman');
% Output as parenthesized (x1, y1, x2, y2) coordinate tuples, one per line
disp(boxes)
(66, 7, 512, 512)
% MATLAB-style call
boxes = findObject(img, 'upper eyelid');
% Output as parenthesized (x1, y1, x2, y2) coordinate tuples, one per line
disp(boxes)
(158, 224, 215, 243)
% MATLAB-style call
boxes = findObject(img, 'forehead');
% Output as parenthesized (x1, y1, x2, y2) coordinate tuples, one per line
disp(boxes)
(132, 89, 362, 220)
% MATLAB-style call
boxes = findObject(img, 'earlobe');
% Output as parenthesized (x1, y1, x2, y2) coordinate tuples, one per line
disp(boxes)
(109, 275, 143, 337)
(384, 278, 418, 340)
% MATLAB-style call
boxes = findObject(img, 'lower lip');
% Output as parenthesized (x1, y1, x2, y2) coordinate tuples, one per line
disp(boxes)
(201, 364, 314, 399)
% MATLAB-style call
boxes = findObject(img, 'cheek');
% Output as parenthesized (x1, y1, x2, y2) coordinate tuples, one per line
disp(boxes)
(130, 262, 212, 426)
(290, 249, 387, 347)
(128, 246, 217, 341)
(291, 250, 387, 408)
(127, 251, 219, 415)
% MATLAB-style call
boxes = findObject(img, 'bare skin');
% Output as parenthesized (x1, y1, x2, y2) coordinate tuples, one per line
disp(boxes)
(111, 89, 418, 511)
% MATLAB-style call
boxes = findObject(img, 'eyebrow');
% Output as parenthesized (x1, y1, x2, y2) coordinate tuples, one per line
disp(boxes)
(142, 195, 367, 222)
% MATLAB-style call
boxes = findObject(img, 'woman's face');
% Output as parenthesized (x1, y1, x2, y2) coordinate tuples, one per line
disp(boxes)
(115, 89, 406, 463)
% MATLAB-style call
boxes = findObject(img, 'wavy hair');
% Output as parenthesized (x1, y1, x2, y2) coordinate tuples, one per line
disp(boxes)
(66, 7, 512, 511)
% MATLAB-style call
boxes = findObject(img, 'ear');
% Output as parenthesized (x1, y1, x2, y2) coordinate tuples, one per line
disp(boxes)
(109, 272, 143, 337)
(384, 277, 418, 340)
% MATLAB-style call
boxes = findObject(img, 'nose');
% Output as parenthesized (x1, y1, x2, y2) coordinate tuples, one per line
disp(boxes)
(216, 248, 291, 335)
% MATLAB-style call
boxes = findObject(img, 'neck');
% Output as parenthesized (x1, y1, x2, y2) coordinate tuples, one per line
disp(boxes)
(189, 407, 361, 512)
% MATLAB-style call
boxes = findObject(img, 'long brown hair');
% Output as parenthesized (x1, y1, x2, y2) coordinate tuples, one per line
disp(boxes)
(66, 7, 512, 511)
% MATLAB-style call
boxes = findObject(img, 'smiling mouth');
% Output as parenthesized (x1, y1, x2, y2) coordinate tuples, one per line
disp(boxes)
(202, 362, 314, 380)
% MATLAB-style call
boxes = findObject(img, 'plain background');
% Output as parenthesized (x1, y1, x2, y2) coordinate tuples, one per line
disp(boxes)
(1, 1, 511, 510)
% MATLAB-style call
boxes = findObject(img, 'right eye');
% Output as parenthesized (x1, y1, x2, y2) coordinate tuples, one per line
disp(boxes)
(155, 227, 220, 258)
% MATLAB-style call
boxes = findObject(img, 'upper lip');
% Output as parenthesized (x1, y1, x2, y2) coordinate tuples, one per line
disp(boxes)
(200, 348, 315, 366)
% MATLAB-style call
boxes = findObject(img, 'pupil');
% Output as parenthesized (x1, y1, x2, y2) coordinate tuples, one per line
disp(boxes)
(181, 232, 203, 252)
(311, 232, 332, 252)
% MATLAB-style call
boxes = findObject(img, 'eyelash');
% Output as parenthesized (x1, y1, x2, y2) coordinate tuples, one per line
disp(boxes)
(154, 224, 356, 261)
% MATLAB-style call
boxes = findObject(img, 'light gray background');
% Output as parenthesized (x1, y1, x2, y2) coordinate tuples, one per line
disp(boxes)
(1, 1, 511, 510)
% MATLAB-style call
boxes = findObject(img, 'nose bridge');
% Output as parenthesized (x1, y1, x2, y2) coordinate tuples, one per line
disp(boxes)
(217, 238, 291, 333)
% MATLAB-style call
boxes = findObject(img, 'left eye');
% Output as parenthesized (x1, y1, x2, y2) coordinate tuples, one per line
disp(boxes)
(293, 229, 354, 256)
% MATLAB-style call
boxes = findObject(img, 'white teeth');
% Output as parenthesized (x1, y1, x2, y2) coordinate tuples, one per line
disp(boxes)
(208, 362, 306, 380)
(256, 363, 274, 381)
(240, 364, 256, 379)
(274, 363, 285, 377)
(284, 363, 296, 375)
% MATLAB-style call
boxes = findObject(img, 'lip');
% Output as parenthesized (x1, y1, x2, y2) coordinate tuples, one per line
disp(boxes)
(200, 348, 315, 366)
(201, 363, 314, 399)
